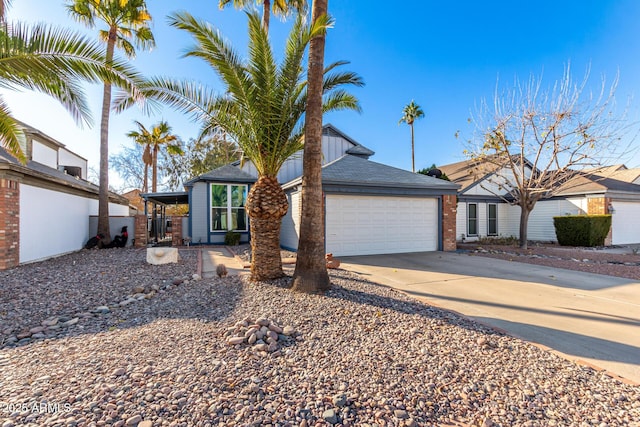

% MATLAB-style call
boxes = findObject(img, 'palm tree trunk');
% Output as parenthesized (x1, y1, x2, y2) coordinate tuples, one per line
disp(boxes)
(143, 164, 148, 193)
(152, 145, 158, 192)
(292, 0, 330, 293)
(97, 28, 117, 244)
(262, 0, 270, 32)
(246, 175, 288, 280)
(410, 123, 415, 172)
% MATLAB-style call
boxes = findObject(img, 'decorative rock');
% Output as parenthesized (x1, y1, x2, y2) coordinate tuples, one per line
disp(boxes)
(333, 394, 347, 407)
(138, 421, 152, 427)
(283, 325, 295, 336)
(112, 368, 126, 376)
(95, 306, 110, 314)
(133, 286, 145, 294)
(192, 273, 201, 281)
(146, 247, 180, 265)
(29, 326, 45, 334)
(394, 409, 409, 419)
(42, 318, 59, 327)
(125, 414, 142, 426)
(254, 343, 268, 352)
(228, 336, 245, 345)
(172, 278, 183, 285)
(323, 409, 338, 425)
(16, 331, 31, 339)
(247, 333, 257, 344)
(62, 317, 79, 327)
(268, 324, 283, 334)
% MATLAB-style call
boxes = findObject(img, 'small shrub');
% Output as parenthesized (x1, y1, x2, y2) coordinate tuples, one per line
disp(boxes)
(553, 215, 611, 247)
(477, 235, 519, 245)
(224, 230, 241, 246)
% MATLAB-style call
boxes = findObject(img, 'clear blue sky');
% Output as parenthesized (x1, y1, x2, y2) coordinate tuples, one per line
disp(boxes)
(5, 0, 640, 188)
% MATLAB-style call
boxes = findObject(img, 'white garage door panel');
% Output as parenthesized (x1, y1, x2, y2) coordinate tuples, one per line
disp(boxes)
(611, 201, 640, 245)
(326, 195, 438, 256)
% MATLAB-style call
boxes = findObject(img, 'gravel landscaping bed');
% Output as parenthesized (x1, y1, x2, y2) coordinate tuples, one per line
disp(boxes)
(459, 243, 640, 280)
(1, 250, 639, 426)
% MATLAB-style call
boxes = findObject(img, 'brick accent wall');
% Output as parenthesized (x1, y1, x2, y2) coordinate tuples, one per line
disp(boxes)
(171, 216, 185, 246)
(587, 197, 608, 215)
(0, 178, 20, 269)
(441, 194, 457, 251)
(586, 197, 613, 246)
(134, 214, 147, 247)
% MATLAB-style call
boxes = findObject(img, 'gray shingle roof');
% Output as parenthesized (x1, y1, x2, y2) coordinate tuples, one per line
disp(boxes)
(300, 155, 459, 190)
(184, 164, 257, 187)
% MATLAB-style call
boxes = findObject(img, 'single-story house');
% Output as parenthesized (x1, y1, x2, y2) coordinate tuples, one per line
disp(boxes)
(180, 124, 460, 256)
(439, 158, 640, 245)
(0, 121, 131, 269)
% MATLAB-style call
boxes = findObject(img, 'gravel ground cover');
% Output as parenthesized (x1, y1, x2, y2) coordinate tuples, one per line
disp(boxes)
(0, 249, 639, 427)
(458, 243, 640, 280)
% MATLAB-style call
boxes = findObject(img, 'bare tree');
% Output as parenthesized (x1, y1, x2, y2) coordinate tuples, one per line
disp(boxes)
(109, 144, 146, 191)
(464, 65, 629, 249)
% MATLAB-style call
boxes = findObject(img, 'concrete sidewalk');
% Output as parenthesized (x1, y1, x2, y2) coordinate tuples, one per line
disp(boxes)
(341, 251, 640, 384)
(201, 247, 245, 278)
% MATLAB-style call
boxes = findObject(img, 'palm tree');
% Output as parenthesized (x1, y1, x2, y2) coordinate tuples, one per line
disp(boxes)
(120, 11, 362, 280)
(131, 120, 180, 193)
(399, 100, 425, 173)
(291, 0, 330, 293)
(218, 0, 306, 33)
(0, 0, 11, 21)
(67, 0, 155, 242)
(0, 5, 142, 163)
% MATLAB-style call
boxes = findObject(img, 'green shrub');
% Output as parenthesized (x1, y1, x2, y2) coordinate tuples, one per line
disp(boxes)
(224, 230, 241, 246)
(553, 215, 611, 247)
(477, 235, 519, 245)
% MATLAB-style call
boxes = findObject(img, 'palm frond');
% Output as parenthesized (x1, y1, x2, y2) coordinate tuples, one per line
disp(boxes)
(0, 96, 26, 162)
(0, 21, 145, 113)
(143, 10, 361, 178)
(113, 76, 217, 122)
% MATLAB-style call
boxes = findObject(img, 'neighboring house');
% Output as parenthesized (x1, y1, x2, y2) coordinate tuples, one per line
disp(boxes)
(0, 122, 130, 269)
(179, 124, 459, 256)
(439, 158, 640, 245)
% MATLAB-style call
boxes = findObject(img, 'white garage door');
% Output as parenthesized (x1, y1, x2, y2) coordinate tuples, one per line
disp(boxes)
(611, 201, 640, 245)
(326, 195, 438, 256)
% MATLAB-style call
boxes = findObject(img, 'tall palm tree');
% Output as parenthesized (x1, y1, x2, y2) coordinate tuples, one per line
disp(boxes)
(119, 11, 362, 280)
(0, 6, 142, 163)
(67, 0, 155, 242)
(129, 120, 179, 193)
(399, 100, 424, 172)
(291, 0, 330, 293)
(218, 0, 306, 33)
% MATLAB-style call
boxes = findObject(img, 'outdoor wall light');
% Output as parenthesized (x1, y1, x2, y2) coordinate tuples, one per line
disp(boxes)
(607, 203, 615, 214)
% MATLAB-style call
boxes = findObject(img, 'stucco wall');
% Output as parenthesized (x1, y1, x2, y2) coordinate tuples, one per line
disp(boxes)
(20, 184, 93, 263)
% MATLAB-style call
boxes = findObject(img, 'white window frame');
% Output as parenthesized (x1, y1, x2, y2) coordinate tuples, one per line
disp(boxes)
(210, 184, 248, 232)
(467, 203, 478, 236)
(487, 203, 498, 236)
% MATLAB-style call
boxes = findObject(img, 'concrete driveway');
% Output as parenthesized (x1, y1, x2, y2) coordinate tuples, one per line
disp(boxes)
(340, 251, 640, 384)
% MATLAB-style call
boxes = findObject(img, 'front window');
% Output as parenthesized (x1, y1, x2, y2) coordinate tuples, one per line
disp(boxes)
(487, 204, 497, 236)
(467, 203, 478, 236)
(211, 184, 247, 231)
